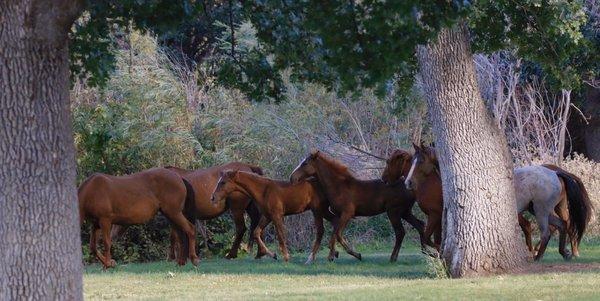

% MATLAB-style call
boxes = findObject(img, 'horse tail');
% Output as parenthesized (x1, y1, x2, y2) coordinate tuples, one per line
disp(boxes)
(180, 177, 197, 261)
(555, 170, 594, 244)
(248, 164, 264, 176)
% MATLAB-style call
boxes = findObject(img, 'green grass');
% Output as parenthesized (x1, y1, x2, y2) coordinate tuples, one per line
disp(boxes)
(84, 242, 600, 300)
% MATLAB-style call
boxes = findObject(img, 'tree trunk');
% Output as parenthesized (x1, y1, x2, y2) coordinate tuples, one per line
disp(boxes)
(584, 84, 600, 162)
(416, 23, 528, 277)
(0, 1, 83, 299)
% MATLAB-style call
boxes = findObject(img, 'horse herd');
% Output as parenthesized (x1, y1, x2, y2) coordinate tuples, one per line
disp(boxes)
(78, 144, 593, 269)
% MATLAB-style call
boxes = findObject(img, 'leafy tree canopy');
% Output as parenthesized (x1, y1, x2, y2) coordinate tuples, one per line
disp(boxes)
(70, 0, 599, 100)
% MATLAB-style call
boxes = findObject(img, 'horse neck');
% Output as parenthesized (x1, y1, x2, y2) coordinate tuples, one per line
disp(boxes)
(314, 157, 355, 196)
(232, 172, 270, 203)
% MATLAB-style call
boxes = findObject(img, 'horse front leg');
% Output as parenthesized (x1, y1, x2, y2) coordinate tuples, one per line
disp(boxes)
(272, 214, 290, 262)
(99, 219, 116, 269)
(335, 212, 362, 261)
(253, 216, 276, 259)
(226, 208, 247, 259)
(518, 214, 534, 255)
(306, 211, 324, 265)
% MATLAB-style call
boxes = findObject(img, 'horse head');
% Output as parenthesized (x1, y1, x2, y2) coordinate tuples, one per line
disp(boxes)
(405, 143, 438, 191)
(211, 169, 239, 204)
(290, 150, 320, 184)
(382, 149, 412, 185)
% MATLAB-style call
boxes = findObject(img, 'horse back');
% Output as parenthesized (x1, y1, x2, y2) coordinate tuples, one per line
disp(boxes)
(78, 168, 186, 224)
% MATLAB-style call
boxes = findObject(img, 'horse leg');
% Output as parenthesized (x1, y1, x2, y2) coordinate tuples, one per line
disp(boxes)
(549, 213, 571, 261)
(246, 202, 261, 254)
(401, 211, 427, 249)
(99, 219, 116, 269)
(518, 214, 534, 254)
(253, 216, 275, 259)
(533, 210, 553, 261)
(335, 212, 362, 260)
(90, 224, 104, 263)
(166, 212, 199, 266)
(387, 209, 406, 262)
(226, 208, 247, 259)
(306, 211, 324, 265)
(272, 215, 290, 262)
(168, 227, 181, 261)
(327, 218, 339, 261)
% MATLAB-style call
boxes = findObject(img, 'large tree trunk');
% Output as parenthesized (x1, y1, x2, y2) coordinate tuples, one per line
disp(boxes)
(0, 1, 83, 299)
(416, 23, 528, 277)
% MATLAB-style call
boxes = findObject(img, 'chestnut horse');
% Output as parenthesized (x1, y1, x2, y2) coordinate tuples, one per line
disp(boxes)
(166, 163, 263, 260)
(78, 167, 199, 268)
(382, 148, 442, 251)
(290, 150, 426, 262)
(403, 144, 593, 261)
(211, 170, 339, 263)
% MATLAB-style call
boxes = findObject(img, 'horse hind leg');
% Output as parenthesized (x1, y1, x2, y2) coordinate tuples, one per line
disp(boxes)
(90, 225, 104, 264)
(168, 212, 200, 266)
(548, 213, 571, 261)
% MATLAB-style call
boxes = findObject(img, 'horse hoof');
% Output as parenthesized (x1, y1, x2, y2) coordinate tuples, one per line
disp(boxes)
(272, 253, 278, 260)
(335, 251, 339, 258)
(192, 258, 200, 266)
(327, 256, 335, 262)
(357, 253, 362, 261)
(305, 259, 313, 265)
(225, 252, 237, 260)
(109, 259, 117, 268)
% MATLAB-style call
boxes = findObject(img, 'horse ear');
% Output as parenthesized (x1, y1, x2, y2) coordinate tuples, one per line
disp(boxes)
(412, 142, 420, 151)
(310, 149, 320, 158)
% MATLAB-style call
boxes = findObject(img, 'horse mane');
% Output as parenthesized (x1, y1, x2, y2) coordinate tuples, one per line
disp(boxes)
(390, 149, 412, 161)
(314, 152, 356, 178)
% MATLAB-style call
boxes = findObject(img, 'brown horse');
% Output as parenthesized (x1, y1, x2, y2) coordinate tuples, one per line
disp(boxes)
(210, 170, 337, 263)
(290, 150, 426, 262)
(78, 167, 199, 268)
(382, 148, 443, 251)
(402, 144, 593, 260)
(166, 162, 263, 260)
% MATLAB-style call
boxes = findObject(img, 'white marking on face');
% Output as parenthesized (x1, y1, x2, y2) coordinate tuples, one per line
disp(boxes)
(405, 156, 418, 189)
(291, 158, 306, 179)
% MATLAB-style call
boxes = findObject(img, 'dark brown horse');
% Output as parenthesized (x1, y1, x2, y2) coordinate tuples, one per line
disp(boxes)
(78, 167, 199, 268)
(210, 170, 337, 263)
(382, 148, 443, 251)
(290, 150, 426, 262)
(166, 162, 263, 260)
(402, 144, 593, 260)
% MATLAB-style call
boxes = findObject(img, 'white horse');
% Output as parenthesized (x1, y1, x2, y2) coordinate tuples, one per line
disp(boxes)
(404, 144, 593, 261)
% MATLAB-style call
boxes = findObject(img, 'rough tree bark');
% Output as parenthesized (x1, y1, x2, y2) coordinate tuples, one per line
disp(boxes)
(0, 1, 84, 299)
(416, 23, 528, 277)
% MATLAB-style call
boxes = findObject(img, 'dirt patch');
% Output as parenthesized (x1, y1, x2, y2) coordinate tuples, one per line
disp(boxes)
(512, 262, 600, 275)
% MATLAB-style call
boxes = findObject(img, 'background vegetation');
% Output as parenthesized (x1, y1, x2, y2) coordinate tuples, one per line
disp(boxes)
(74, 25, 599, 264)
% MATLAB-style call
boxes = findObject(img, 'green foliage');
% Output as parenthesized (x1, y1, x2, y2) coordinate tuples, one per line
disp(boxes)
(234, 0, 597, 101)
(70, 0, 202, 86)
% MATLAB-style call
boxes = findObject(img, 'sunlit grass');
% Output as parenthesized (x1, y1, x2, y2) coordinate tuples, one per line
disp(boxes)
(84, 242, 600, 300)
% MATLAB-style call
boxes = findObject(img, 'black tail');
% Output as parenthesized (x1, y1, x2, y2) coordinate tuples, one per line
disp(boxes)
(556, 170, 594, 244)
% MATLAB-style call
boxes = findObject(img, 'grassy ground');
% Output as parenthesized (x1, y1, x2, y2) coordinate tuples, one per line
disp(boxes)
(84, 241, 600, 300)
